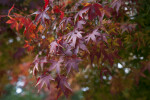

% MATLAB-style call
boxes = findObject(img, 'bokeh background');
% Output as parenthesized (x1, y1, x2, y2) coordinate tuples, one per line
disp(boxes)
(0, 0, 150, 100)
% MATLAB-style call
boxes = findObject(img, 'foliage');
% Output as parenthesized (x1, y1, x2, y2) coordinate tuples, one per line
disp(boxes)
(0, 0, 43, 96)
(4, 0, 150, 99)
(77, 0, 150, 99)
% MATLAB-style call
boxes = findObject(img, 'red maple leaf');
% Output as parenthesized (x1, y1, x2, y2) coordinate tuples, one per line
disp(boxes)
(32, 54, 48, 75)
(6, 6, 24, 32)
(66, 29, 83, 47)
(49, 57, 63, 74)
(40, 57, 48, 71)
(55, 75, 72, 98)
(32, 54, 40, 75)
(65, 58, 81, 75)
(44, 0, 49, 9)
(22, 18, 37, 39)
(59, 17, 73, 30)
(53, 6, 64, 20)
(6, 18, 18, 31)
(111, 0, 123, 14)
(24, 40, 34, 52)
(60, 41, 73, 56)
(75, 20, 86, 30)
(65, 20, 85, 47)
(32, 7, 50, 26)
(75, 3, 103, 21)
(74, 5, 90, 21)
(99, 5, 112, 23)
(8, 4, 14, 18)
(36, 74, 54, 92)
(50, 40, 62, 54)
(85, 28, 100, 42)
(74, 40, 88, 55)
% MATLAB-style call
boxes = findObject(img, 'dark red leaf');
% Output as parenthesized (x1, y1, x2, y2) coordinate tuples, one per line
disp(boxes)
(55, 75, 72, 98)
(75, 3, 102, 20)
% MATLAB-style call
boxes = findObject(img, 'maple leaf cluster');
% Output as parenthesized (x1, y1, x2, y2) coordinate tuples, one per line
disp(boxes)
(6, 0, 137, 99)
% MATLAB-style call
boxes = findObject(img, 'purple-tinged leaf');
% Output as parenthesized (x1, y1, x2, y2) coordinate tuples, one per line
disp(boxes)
(88, 3, 102, 20)
(74, 5, 90, 21)
(40, 57, 47, 71)
(36, 74, 54, 92)
(61, 41, 73, 56)
(55, 75, 72, 98)
(66, 29, 84, 47)
(59, 17, 73, 30)
(33, 54, 40, 75)
(99, 6, 112, 23)
(49, 0, 54, 7)
(75, 20, 86, 30)
(73, 0, 84, 11)
(64, 47, 72, 56)
(50, 41, 59, 54)
(75, 3, 103, 21)
(74, 40, 88, 55)
(49, 57, 63, 74)
(120, 23, 136, 33)
(65, 58, 81, 74)
(32, 54, 48, 75)
(85, 28, 100, 42)
(111, 0, 123, 14)
(97, 33, 108, 43)
(32, 7, 50, 26)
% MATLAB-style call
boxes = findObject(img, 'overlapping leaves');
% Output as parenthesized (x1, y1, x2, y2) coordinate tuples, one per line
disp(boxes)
(6, 0, 136, 99)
